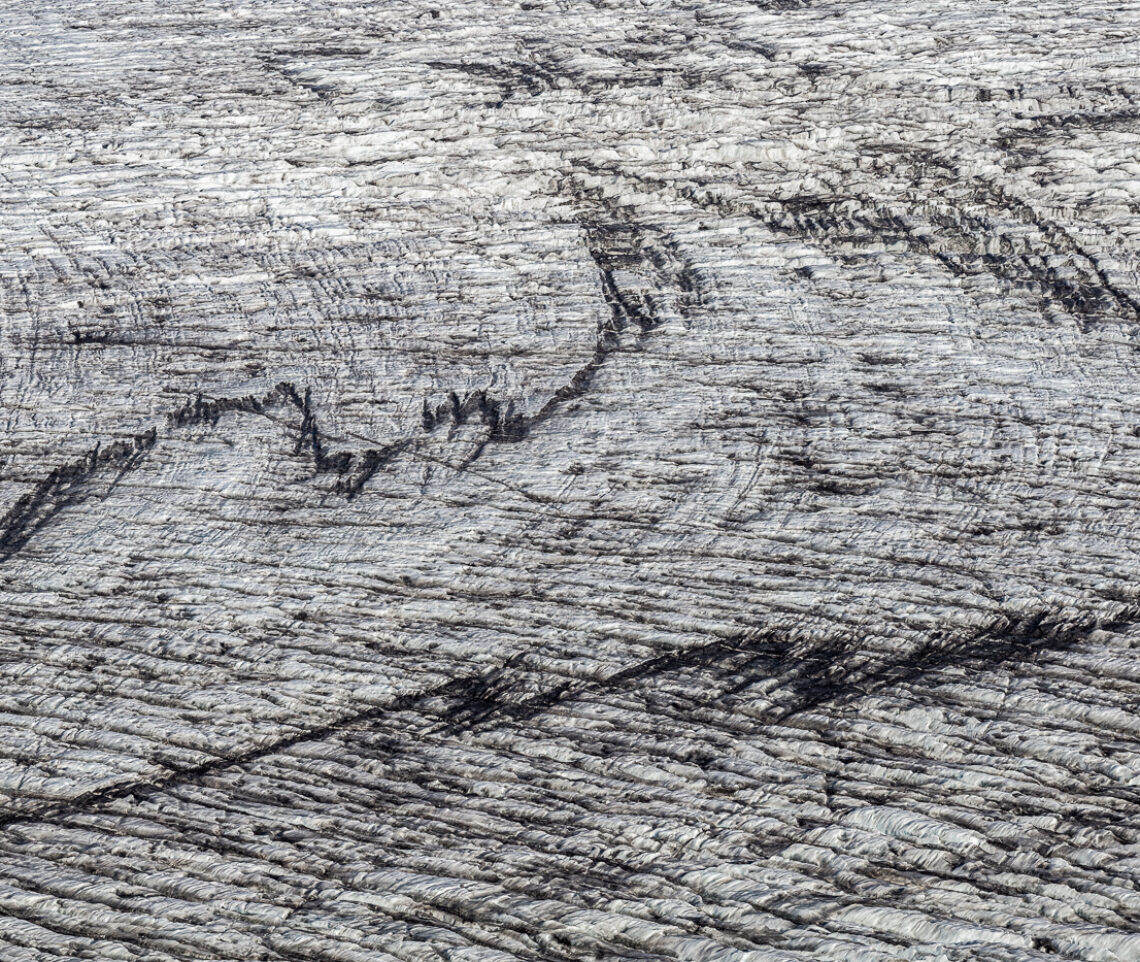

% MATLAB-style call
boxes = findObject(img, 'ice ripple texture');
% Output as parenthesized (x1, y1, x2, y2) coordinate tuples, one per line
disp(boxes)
(2, 1, 1140, 960)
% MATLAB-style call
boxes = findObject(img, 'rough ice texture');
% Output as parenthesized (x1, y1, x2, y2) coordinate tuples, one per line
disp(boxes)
(2, 0, 1140, 959)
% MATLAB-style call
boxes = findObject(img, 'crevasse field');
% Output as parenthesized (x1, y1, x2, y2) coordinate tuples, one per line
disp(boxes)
(1, 2, 1140, 960)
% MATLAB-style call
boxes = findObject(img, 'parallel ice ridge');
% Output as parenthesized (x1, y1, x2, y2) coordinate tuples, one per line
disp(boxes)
(2, 0, 1140, 958)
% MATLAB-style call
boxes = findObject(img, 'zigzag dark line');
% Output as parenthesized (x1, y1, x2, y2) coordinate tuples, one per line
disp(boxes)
(0, 215, 696, 561)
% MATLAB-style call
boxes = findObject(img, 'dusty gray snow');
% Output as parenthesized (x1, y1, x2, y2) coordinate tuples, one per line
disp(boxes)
(2, 0, 1140, 959)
